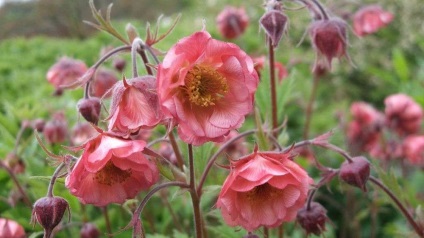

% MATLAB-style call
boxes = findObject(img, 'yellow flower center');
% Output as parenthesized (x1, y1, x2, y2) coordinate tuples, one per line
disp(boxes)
(183, 65, 228, 107)
(245, 183, 283, 202)
(94, 160, 132, 186)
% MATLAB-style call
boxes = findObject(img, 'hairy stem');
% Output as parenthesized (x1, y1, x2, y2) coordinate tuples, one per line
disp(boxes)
(268, 38, 278, 138)
(102, 206, 113, 237)
(168, 132, 184, 170)
(188, 144, 203, 238)
(47, 163, 65, 197)
(369, 176, 424, 238)
(303, 75, 320, 140)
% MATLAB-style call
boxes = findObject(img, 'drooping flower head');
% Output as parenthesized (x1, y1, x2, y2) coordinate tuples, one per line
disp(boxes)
(43, 112, 68, 144)
(353, 5, 394, 37)
(402, 135, 424, 166)
(65, 131, 159, 207)
(90, 68, 118, 98)
(216, 6, 249, 39)
(46, 57, 87, 91)
(0, 218, 25, 238)
(157, 31, 259, 145)
(108, 76, 164, 135)
(309, 18, 349, 70)
(384, 94, 423, 136)
(347, 102, 383, 153)
(216, 148, 312, 231)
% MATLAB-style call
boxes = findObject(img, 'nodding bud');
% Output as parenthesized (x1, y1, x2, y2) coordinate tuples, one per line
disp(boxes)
(43, 112, 68, 144)
(32, 119, 46, 132)
(339, 156, 370, 192)
(309, 18, 349, 69)
(4, 152, 25, 174)
(113, 58, 126, 73)
(32, 196, 70, 238)
(77, 97, 101, 125)
(296, 202, 327, 236)
(80, 223, 100, 238)
(260, 10, 288, 48)
(216, 6, 249, 39)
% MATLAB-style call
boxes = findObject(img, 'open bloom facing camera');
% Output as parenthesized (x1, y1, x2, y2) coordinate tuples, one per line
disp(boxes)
(65, 132, 159, 207)
(353, 5, 394, 37)
(157, 31, 259, 145)
(216, 148, 312, 231)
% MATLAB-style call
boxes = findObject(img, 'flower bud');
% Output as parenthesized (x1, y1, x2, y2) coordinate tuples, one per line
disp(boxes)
(309, 18, 349, 69)
(90, 68, 118, 98)
(32, 118, 46, 132)
(32, 196, 70, 238)
(216, 6, 249, 39)
(339, 156, 370, 191)
(4, 152, 25, 174)
(113, 57, 126, 73)
(43, 112, 68, 144)
(260, 10, 288, 48)
(296, 202, 327, 236)
(80, 223, 100, 238)
(77, 97, 101, 125)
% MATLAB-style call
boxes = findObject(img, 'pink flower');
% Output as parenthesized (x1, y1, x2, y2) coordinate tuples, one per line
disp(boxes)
(216, 148, 312, 231)
(309, 18, 349, 69)
(347, 102, 383, 154)
(216, 6, 249, 39)
(90, 68, 118, 98)
(46, 57, 87, 89)
(353, 5, 394, 37)
(108, 76, 164, 135)
(157, 31, 259, 145)
(403, 135, 424, 165)
(65, 132, 159, 206)
(384, 94, 423, 136)
(43, 112, 68, 144)
(0, 218, 25, 238)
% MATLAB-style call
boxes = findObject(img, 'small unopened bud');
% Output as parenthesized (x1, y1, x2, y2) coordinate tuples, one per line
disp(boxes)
(113, 58, 126, 73)
(339, 156, 370, 191)
(32, 196, 70, 238)
(5, 152, 25, 174)
(260, 10, 288, 48)
(80, 223, 100, 238)
(32, 118, 46, 132)
(297, 202, 327, 236)
(77, 97, 101, 125)
(43, 112, 67, 144)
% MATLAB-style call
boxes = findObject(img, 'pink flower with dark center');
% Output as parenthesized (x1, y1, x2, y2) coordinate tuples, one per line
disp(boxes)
(216, 6, 249, 39)
(347, 102, 383, 153)
(46, 57, 87, 90)
(353, 5, 394, 37)
(216, 148, 312, 231)
(108, 76, 164, 135)
(403, 135, 424, 165)
(65, 132, 159, 207)
(90, 68, 118, 98)
(0, 218, 25, 238)
(309, 18, 349, 69)
(385, 94, 423, 136)
(157, 31, 259, 145)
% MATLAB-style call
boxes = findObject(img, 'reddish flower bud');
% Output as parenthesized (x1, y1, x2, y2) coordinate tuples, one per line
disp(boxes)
(260, 10, 288, 48)
(353, 5, 394, 37)
(77, 97, 101, 125)
(32, 118, 46, 132)
(80, 223, 100, 238)
(90, 68, 118, 98)
(296, 202, 327, 236)
(216, 6, 249, 39)
(43, 112, 68, 144)
(32, 196, 70, 238)
(113, 58, 126, 73)
(339, 156, 370, 191)
(4, 152, 25, 174)
(309, 18, 349, 69)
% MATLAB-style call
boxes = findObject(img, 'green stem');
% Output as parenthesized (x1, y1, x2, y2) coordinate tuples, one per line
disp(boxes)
(188, 144, 203, 238)
(102, 206, 113, 237)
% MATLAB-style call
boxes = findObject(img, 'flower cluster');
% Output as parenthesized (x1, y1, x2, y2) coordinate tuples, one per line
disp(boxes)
(347, 93, 424, 165)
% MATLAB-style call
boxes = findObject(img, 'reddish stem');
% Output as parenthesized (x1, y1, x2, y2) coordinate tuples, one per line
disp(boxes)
(268, 38, 278, 138)
(303, 75, 320, 140)
(0, 160, 31, 207)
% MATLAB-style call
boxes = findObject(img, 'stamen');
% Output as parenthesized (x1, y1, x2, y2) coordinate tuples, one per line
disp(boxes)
(94, 160, 132, 186)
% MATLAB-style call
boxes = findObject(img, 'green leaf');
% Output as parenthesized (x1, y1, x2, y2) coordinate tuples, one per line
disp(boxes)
(392, 48, 410, 82)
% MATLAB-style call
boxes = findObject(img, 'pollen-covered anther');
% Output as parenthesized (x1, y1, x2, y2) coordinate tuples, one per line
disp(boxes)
(245, 183, 282, 202)
(94, 161, 132, 186)
(184, 65, 228, 107)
